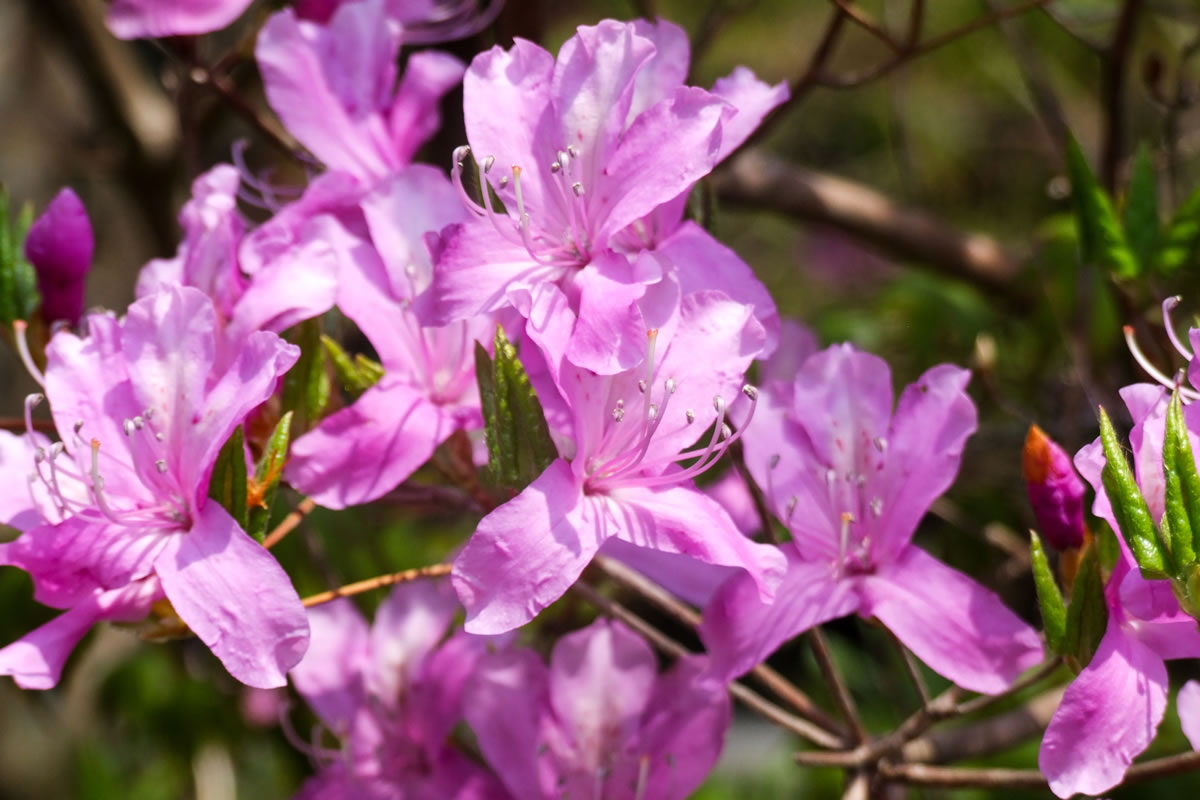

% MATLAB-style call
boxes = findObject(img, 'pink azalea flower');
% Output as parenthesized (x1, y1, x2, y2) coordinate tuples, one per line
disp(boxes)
(1041, 385, 1200, 797)
(0, 285, 309, 689)
(288, 581, 507, 799)
(256, 0, 465, 185)
(1178, 680, 1200, 750)
(452, 291, 786, 634)
(285, 166, 489, 509)
(294, 0, 501, 43)
(700, 343, 1043, 693)
(431, 19, 783, 374)
(465, 618, 729, 800)
(25, 187, 94, 327)
(106, 0, 254, 39)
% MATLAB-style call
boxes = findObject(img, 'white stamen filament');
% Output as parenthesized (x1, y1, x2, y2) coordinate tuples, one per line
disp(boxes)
(1163, 296, 1195, 359)
(13, 321, 46, 388)
(1124, 325, 1200, 401)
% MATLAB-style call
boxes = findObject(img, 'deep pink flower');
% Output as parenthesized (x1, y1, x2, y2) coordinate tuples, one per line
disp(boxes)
(25, 187, 93, 327)
(1023, 424, 1086, 550)
(256, 0, 465, 185)
(285, 167, 488, 508)
(1040, 385, 1200, 797)
(106, 0, 254, 38)
(0, 285, 309, 689)
(294, 0, 501, 43)
(465, 618, 729, 800)
(700, 343, 1043, 693)
(431, 19, 782, 374)
(289, 580, 507, 799)
(452, 291, 786, 633)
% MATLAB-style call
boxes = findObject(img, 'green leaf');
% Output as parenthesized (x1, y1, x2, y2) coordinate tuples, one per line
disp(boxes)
(207, 425, 248, 531)
(475, 340, 505, 484)
(282, 319, 330, 434)
(1162, 391, 1200, 572)
(247, 411, 293, 543)
(1096, 520, 1121, 572)
(0, 187, 40, 325)
(1098, 405, 1167, 577)
(1063, 541, 1108, 672)
(1066, 137, 1139, 278)
(1030, 531, 1066, 654)
(1124, 143, 1159, 272)
(1157, 183, 1200, 274)
(491, 329, 519, 488)
(322, 335, 383, 401)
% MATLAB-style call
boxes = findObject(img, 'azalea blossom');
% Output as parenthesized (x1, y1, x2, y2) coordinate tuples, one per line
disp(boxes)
(700, 343, 1043, 693)
(288, 580, 506, 799)
(286, 167, 489, 509)
(0, 285, 309, 689)
(465, 618, 729, 800)
(432, 18, 781, 373)
(294, 0, 502, 43)
(1040, 384, 1200, 797)
(105, 0, 254, 38)
(24, 187, 94, 327)
(452, 290, 786, 634)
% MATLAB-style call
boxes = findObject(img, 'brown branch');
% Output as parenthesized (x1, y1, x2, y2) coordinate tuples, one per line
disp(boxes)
(1100, 0, 1143, 191)
(0, 417, 56, 434)
(882, 749, 1200, 789)
(954, 656, 1063, 716)
(263, 497, 316, 549)
(901, 687, 1063, 764)
(711, 151, 1027, 301)
(830, 0, 901, 52)
(730, 441, 778, 544)
(301, 563, 453, 607)
(809, 628, 867, 743)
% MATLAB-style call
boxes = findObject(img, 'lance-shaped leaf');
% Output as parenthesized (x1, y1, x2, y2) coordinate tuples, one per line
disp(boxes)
(247, 411, 293, 543)
(282, 318, 330, 434)
(322, 334, 383, 401)
(1098, 406, 1167, 578)
(1031, 530, 1067, 654)
(1124, 143, 1159, 272)
(1162, 391, 1200, 572)
(1157, 183, 1200, 274)
(207, 424, 248, 531)
(475, 340, 505, 484)
(1063, 540, 1108, 673)
(0, 187, 39, 325)
(1066, 137, 1139, 278)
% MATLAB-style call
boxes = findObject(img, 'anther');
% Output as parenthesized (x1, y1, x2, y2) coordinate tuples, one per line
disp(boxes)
(870, 497, 883, 517)
(873, 437, 887, 453)
(612, 406, 625, 422)
(498, 176, 509, 188)
(155, 459, 168, 473)
(550, 161, 561, 173)
(133, 416, 145, 429)
(713, 396, 725, 413)
(648, 404, 659, 421)
(452, 145, 471, 166)
(720, 423, 732, 439)
(567, 145, 579, 158)
(742, 384, 758, 400)
(665, 378, 676, 394)
(685, 409, 695, 424)
(482, 155, 495, 173)
(572, 182, 584, 197)
(34, 447, 45, 463)
(123, 419, 135, 436)
(74, 420, 84, 434)
(143, 408, 153, 420)
(769, 454, 781, 469)
(155, 432, 165, 442)
(638, 380, 647, 394)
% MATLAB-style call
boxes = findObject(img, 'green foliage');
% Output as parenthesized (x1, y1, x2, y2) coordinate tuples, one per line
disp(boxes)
(475, 326, 558, 491)
(0, 186, 39, 325)
(247, 411, 293, 543)
(1124, 144, 1159, 272)
(1063, 541, 1107, 672)
(1158, 183, 1200, 275)
(1065, 137, 1138, 279)
(282, 319, 330, 434)
(323, 334, 384, 400)
(1098, 405, 1167, 578)
(206, 425, 248, 531)
(1029, 531, 1066, 653)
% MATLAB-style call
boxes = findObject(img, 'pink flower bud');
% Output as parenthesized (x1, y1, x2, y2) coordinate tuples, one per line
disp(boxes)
(1023, 424, 1086, 550)
(24, 188, 93, 326)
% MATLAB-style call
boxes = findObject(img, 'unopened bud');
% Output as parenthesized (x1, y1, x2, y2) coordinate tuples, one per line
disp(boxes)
(25, 187, 93, 327)
(1023, 424, 1086, 550)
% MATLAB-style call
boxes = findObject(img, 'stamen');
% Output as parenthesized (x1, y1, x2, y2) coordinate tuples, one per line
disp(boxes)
(685, 409, 695, 424)
(482, 155, 495, 174)
(511, 166, 526, 218)
(612, 406, 625, 422)
(88, 439, 124, 524)
(838, 511, 855, 572)
(572, 182, 585, 197)
(23, 393, 43, 442)
(1124, 325, 1200, 401)
(870, 497, 883, 517)
(873, 437, 887, 453)
(13, 321, 46, 388)
(1163, 296, 1195, 359)
(634, 755, 651, 800)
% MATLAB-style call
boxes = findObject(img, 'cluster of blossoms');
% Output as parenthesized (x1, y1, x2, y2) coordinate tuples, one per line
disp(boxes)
(3, 0, 1200, 797)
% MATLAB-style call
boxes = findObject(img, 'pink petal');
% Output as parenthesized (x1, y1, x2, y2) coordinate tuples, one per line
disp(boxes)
(548, 619, 657, 769)
(860, 546, 1043, 694)
(1039, 616, 1167, 798)
(600, 537, 739, 607)
(1178, 680, 1200, 750)
(0, 581, 156, 689)
(0, 430, 50, 531)
(155, 502, 309, 688)
(699, 551, 856, 680)
(387, 52, 467, 164)
(709, 66, 789, 161)
(760, 318, 819, 387)
(593, 86, 730, 244)
(286, 377, 453, 509)
(606, 483, 786, 602)
(453, 459, 602, 634)
(289, 598, 369, 734)
(106, 0, 253, 38)
(627, 19, 690, 119)
(366, 580, 459, 703)
(564, 253, 650, 374)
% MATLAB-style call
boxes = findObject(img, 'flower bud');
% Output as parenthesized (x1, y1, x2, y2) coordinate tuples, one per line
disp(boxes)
(1023, 424, 1086, 551)
(24, 188, 93, 327)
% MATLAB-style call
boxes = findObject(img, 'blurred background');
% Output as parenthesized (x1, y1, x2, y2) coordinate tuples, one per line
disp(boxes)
(3, 0, 1200, 797)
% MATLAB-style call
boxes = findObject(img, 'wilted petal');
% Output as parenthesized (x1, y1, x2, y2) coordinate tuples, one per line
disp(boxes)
(861, 546, 1043, 694)
(1039, 616, 1167, 798)
(453, 459, 602, 634)
(286, 378, 453, 509)
(155, 502, 309, 688)
(289, 598, 369, 734)
(700, 551, 856, 680)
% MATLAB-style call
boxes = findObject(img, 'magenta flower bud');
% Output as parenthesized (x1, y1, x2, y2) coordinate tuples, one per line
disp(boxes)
(1023, 424, 1086, 551)
(24, 188, 93, 327)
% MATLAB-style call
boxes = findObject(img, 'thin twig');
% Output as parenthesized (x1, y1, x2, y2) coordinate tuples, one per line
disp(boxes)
(183, 64, 302, 163)
(263, 497, 316, 549)
(831, 0, 901, 52)
(882, 749, 1200, 789)
(891, 633, 931, 709)
(1100, 0, 1143, 191)
(809, 628, 867, 743)
(301, 563, 453, 607)
(901, 687, 1063, 764)
(730, 441, 778, 544)
(954, 656, 1063, 716)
